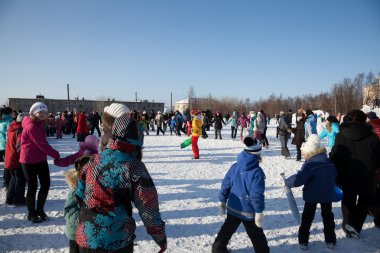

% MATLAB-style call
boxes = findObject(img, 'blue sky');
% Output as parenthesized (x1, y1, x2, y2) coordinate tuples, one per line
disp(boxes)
(0, 0, 379, 108)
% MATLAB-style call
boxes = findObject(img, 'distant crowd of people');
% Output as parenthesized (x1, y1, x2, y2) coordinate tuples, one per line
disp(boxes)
(1, 102, 379, 252)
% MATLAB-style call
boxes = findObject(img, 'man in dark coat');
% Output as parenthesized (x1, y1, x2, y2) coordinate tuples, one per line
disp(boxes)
(278, 111, 291, 158)
(330, 109, 380, 239)
(211, 112, 226, 140)
(90, 111, 101, 137)
(366, 111, 380, 228)
(291, 110, 306, 161)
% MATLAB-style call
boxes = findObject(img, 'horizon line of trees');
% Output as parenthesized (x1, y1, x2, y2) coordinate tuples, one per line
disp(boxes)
(191, 71, 379, 116)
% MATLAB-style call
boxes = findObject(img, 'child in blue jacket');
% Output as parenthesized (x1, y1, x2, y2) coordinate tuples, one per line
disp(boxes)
(212, 136, 269, 253)
(285, 134, 337, 250)
(318, 115, 339, 154)
(169, 116, 176, 135)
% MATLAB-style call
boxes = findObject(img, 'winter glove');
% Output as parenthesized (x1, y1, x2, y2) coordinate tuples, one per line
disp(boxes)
(255, 213, 264, 228)
(218, 202, 226, 216)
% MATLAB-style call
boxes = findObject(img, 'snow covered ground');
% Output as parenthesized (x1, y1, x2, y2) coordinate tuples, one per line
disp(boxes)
(1, 121, 380, 253)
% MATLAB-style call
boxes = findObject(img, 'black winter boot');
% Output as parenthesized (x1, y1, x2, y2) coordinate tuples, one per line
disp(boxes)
(36, 192, 49, 221)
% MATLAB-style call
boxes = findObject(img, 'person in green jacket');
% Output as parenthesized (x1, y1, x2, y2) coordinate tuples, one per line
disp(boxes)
(64, 155, 92, 253)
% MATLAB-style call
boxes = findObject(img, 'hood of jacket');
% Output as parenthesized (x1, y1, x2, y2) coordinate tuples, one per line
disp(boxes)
(339, 122, 373, 141)
(306, 114, 316, 122)
(7, 120, 21, 133)
(1, 113, 13, 122)
(22, 115, 42, 129)
(236, 150, 260, 171)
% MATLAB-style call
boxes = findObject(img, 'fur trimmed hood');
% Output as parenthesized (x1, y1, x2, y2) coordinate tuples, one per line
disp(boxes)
(64, 168, 79, 189)
(303, 146, 326, 160)
(301, 134, 326, 160)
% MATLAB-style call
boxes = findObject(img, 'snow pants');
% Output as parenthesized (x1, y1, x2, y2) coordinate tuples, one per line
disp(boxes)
(279, 133, 290, 157)
(214, 128, 222, 139)
(212, 214, 269, 253)
(91, 125, 101, 137)
(296, 144, 302, 161)
(6, 167, 26, 205)
(299, 202, 336, 245)
(262, 126, 269, 147)
(341, 187, 373, 233)
(69, 240, 80, 253)
(230, 126, 237, 139)
(191, 135, 199, 159)
(202, 125, 208, 139)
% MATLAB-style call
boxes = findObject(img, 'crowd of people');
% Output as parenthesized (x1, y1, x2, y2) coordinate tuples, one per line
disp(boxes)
(0, 102, 379, 252)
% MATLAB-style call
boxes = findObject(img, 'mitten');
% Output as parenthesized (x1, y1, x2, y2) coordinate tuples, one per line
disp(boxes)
(255, 212, 264, 228)
(218, 202, 226, 216)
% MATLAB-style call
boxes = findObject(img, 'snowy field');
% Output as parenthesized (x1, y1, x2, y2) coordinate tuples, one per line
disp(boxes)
(1, 121, 380, 253)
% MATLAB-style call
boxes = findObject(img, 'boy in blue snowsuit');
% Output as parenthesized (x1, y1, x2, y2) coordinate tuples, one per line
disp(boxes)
(212, 136, 269, 253)
(169, 116, 176, 135)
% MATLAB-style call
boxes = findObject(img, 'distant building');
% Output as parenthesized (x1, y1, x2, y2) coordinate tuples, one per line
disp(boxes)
(174, 98, 190, 113)
(8, 95, 164, 113)
(174, 97, 208, 113)
(363, 77, 380, 108)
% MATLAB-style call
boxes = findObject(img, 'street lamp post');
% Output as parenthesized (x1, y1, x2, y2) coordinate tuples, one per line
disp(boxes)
(67, 83, 70, 111)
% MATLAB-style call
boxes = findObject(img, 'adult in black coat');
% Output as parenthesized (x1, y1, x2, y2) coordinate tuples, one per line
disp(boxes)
(211, 112, 226, 140)
(90, 111, 101, 137)
(291, 110, 306, 161)
(330, 109, 380, 238)
(278, 111, 291, 158)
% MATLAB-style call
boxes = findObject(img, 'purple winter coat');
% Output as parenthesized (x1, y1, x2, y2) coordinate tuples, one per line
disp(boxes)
(20, 116, 60, 164)
(238, 115, 249, 128)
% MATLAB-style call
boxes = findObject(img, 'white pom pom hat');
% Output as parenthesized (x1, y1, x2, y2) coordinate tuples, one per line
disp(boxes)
(104, 103, 130, 118)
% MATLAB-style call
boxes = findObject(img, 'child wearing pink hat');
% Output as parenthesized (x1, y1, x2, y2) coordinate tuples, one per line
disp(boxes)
(54, 135, 99, 167)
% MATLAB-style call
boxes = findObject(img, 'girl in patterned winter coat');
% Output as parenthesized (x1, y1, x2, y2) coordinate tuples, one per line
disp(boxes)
(75, 114, 167, 253)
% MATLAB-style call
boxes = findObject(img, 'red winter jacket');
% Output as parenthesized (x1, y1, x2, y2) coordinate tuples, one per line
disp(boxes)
(20, 116, 60, 164)
(76, 114, 89, 134)
(5, 121, 22, 169)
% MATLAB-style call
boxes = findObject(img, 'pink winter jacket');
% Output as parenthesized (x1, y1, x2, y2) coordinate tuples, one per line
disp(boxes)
(20, 116, 60, 164)
(54, 145, 98, 167)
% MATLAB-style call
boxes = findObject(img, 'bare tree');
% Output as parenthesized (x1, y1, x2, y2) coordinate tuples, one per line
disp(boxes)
(192, 70, 377, 115)
(366, 71, 375, 85)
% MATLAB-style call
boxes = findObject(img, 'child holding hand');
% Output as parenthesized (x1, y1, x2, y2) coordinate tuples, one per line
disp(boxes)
(54, 135, 98, 167)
